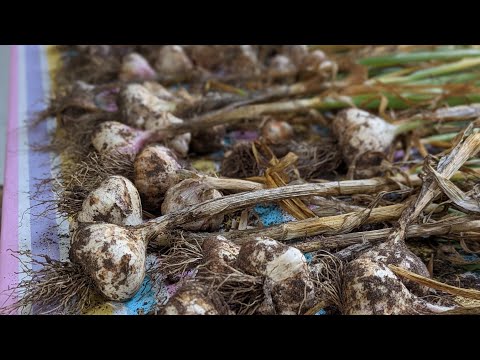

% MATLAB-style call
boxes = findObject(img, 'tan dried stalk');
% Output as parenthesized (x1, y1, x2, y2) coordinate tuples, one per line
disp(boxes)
(296, 216, 480, 253)
(389, 265, 480, 300)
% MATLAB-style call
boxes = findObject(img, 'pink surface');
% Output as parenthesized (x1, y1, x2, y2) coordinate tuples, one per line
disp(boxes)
(0, 45, 19, 307)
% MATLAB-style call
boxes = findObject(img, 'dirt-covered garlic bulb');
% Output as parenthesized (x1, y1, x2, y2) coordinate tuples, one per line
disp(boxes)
(70, 223, 146, 301)
(134, 144, 182, 210)
(91, 121, 158, 159)
(300, 50, 327, 73)
(332, 109, 397, 166)
(200, 236, 240, 274)
(281, 45, 309, 68)
(71, 176, 143, 234)
(161, 179, 224, 231)
(145, 112, 191, 157)
(160, 283, 230, 315)
(341, 241, 450, 315)
(268, 55, 297, 76)
(120, 83, 191, 156)
(155, 45, 194, 78)
(261, 119, 294, 144)
(236, 237, 315, 315)
(184, 45, 225, 71)
(142, 81, 177, 102)
(120, 83, 176, 128)
(228, 45, 260, 75)
(119, 53, 157, 81)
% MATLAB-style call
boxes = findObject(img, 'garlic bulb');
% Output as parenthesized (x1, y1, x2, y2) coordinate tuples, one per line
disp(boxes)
(261, 119, 294, 144)
(236, 237, 315, 315)
(341, 241, 444, 315)
(268, 55, 297, 76)
(228, 45, 259, 75)
(119, 53, 157, 81)
(70, 223, 146, 301)
(280, 45, 309, 67)
(144, 112, 191, 157)
(200, 236, 240, 274)
(363, 241, 431, 296)
(142, 81, 177, 102)
(300, 50, 327, 73)
(155, 45, 194, 78)
(91, 121, 156, 159)
(160, 283, 227, 315)
(75, 176, 142, 228)
(120, 83, 191, 156)
(161, 179, 224, 231)
(332, 109, 397, 166)
(134, 144, 182, 210)
(184, 45, 225, 71)
(120, 83, 176, 128)
(342, 257, 421, 315)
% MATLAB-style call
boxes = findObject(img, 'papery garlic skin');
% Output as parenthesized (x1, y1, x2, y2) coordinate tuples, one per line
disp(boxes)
(155, 45, 194, 78)
(261, 119, 294, 144)
(142, 81, 177, 102)
(342, 257, 419, 315)
(201, 236, 240, 274)
(300, 50, 327, 73)
(161, 179, 224, 231)
(144, 112, 191, 157)
(342, 241, 439, 315)
(70, 223, 146, 301)
(281, 45, 309, 68)
(268, 55, 297, 76)
(77, 176, 143, 227)
(332, 109, 397, 166)
(91, 121, 152, 158)
(160, 284, 220, 315)
(134, 145, 182, 210)
(120, 83, 190, 156)
(236, 237, 315, 315)
(119, 53, 157, 81)
(120, 84, 176, 129)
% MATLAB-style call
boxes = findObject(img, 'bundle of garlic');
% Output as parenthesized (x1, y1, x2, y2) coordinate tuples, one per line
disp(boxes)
(9, 171, 436, 313)
(161, 235, 315, 315)
(18, 45, 480, 318)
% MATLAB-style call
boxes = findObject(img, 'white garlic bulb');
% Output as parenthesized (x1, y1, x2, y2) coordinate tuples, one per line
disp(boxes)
(75, 176, 142, 229)
(70, 223, 146, 301)
(119, 53, 157, 81)
(300, 50, 327, 73)
(332, 109, 397, 166)
(143, 112, 191, 157)
(161, 179, 224, 231)
(261, 119, 294, 144)
(120, 83, 176, 128)
(134, 144, 182, 210)
(341, 241, 447, 315)
(155, 45, 194, 78)
(120, 83, 190, 156)
(281, 45, 309, 67)
(200, 236, 240, 274)
(160, 283, 226, 315)
(91, 121, 155, 159)
(228, 45, 260, 75)
(142, 81, 177, 102)
(236, 237, 315, 315)
(268, 55, 297, 76)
